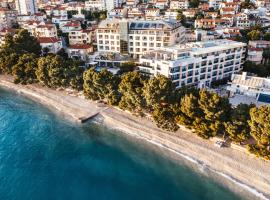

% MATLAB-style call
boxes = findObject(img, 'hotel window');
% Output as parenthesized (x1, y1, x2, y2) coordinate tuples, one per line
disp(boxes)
(135, 36, 140, 40)
(188, 64, 194, 70)
(182, 66, 187, 72)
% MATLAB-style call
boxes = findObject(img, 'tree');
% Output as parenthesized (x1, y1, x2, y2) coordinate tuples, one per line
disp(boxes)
(5, 29, 41, 55)
(248, 106, 270, 159)
(243, 61, 270, 77)
(0, 50, 18, 74)
(83, 68, 100, 100)
(118, 71, 146, 114)
(143, 75, 176, 110)
(119, 62, 136, 74)
(83, 68, 120, 105)
(66, 59, 84, 91)
(264, 33, 270, 41)
(36, 55, 66, 87)
(225, 104, 254, 143)
(240, 0, 256, 10)
(262, 49, 270, 65)
(152, 106, 179, 132)
(196, 90, 231, 138)
(12, 53, 37, 84)
(189, 0, 200, 8)
(247, 30, 260, 41)
(176, 93, 202, 129)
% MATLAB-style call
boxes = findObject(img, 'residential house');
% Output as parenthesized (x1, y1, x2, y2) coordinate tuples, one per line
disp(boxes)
(67, 44, 93, 61)
(38, 37, 62, 54)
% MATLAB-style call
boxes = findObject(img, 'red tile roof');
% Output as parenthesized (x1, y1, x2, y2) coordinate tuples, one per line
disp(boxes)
(38, 37, 61, 43)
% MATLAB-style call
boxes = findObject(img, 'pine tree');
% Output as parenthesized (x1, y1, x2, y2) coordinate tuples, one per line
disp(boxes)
(118, 71, 146, 114)
(248, 106, 270, 159)
(225, 104, 254, 143)
(143, 74, 176, 110)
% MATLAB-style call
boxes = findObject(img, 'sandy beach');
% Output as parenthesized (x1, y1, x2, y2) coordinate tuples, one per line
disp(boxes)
(0, 75, 270, 200)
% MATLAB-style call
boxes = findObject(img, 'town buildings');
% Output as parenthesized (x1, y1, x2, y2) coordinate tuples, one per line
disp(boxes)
(139, 40, 246, 88)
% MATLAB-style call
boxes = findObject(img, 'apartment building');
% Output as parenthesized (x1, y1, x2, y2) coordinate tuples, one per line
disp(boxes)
(144, 8, 160, 20)
(96, 19, 185, 57)
(247, 47, 263, 64)
(138, 39, 246, 88)
(38, 37, 62, 54)
(60, 21, 81, 33)
(68, 29, 92, 45)
(235, 13, 257, 28)
(164, 10, 178, 20)
(195, 19, 230, 29)
(85, 0, 105, 11)
(15, 0, 37, 15)
(0, 8, 17, 29)
(34, 23, 57, 37)
(170, 0, 189, 10)
(209, 0, 222, 9)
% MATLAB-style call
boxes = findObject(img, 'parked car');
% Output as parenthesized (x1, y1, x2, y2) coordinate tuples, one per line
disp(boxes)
(214, 140, 225, 148)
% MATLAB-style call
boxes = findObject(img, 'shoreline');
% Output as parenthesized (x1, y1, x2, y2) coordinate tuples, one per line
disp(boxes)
(0, 75, 270, 200)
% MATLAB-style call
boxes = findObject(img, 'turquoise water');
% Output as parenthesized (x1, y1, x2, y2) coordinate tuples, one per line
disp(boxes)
(0, 88, 242, 200)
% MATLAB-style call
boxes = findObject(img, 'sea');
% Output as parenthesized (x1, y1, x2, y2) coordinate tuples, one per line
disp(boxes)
(0, 87, 247, 200)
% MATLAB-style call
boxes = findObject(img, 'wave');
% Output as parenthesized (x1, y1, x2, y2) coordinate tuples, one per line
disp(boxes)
(104, 125, 269, 200)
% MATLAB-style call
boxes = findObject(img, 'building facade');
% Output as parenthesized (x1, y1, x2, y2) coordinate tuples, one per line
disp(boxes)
(96, 19, 185, 57)
(139, 40, 246, 88)
(15, 0, 37, 15)
(227, 72, 270, 104)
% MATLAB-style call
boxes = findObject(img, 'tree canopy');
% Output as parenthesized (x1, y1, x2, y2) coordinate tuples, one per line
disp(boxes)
(118, 71, 146, 114)
(248, 106, 270, 159)
(2, 29, 41, 55)
(143, 75, 176, 110)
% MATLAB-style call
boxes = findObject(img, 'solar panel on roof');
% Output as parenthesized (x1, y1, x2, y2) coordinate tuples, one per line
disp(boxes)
(130, 23, 136, 28)
(137, 23, 143, 28)
(144, 23, 150, 28)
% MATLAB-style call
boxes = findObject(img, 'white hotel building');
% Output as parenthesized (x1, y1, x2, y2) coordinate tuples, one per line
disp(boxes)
(96, 19, 185, 58)
(139, 40, 246, 88)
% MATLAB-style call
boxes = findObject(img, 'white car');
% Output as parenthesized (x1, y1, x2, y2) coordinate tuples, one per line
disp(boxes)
(215, 141, 225, 148)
